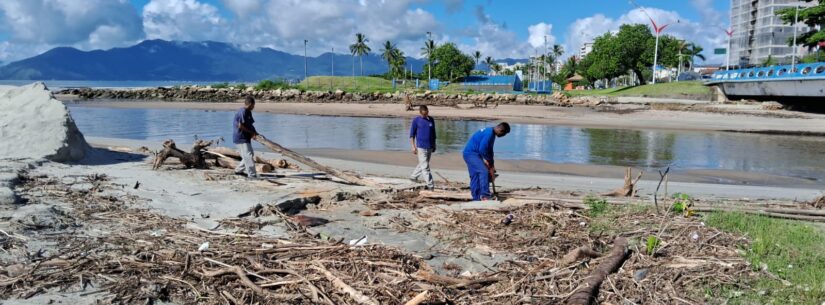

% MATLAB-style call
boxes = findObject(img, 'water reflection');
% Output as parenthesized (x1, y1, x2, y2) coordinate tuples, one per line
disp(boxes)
(67, 105, 825, 181)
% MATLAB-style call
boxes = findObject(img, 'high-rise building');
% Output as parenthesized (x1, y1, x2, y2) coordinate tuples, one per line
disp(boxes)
(578, 42, 594, 59)
(730, 0, 816, 67)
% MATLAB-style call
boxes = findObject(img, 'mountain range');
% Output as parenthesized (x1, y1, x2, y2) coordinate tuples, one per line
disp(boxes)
(0, 40, 437, 81)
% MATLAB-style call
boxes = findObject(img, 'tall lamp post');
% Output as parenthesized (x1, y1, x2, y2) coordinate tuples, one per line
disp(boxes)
(426, 31, 432, 83)
(629, 0, 669, 84)
(791, 5, 800, 72)
(330, 47, 334, 91)
(725, 28, 733, 70)
(303, 40, 308, 81)
(649, 19, 669, 84)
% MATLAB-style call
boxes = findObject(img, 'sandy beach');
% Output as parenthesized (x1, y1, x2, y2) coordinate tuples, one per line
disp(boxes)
(3, 87, 823, 304)
(61, 99, 825, 134)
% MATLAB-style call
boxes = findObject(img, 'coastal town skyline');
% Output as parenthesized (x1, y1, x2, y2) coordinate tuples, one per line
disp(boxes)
(0, 0, 730, 64)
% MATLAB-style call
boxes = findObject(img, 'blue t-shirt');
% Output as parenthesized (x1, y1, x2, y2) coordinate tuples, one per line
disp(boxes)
(409, 116, 436, 149)
(463, 127, 496, 165)
(233, 108, 257, 144)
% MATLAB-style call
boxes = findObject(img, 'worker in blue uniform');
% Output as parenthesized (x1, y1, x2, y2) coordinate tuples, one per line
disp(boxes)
(462, 122, 510, 201)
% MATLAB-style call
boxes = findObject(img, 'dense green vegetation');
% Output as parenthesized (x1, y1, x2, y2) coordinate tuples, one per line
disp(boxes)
(298, 76, 397, 92)
(422, 43, 475, 82)
(706, 212, 825, 304)
(577, 24, 704, 85)
(565, 81, 711, 98)
(776, 0, 825, 49)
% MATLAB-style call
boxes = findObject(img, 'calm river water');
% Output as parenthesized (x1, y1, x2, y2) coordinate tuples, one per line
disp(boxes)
(67, 105, 825, 182)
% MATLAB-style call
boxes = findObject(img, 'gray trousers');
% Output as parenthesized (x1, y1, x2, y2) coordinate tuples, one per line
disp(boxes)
(410, 148, 434, 188)
(235, 142, 257, 177)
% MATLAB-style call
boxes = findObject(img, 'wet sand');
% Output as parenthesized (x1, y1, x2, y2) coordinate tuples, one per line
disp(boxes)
(62, 100, 825, 134)
(298, 148, 825, 188)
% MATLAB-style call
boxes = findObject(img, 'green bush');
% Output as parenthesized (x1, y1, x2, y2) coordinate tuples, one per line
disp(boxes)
(646, 235, 660, 256)
(211, 82, 229, 89)
(584, 196, 609, 216)
(255, 79, 294, 90)
(671, 192, 691, 213)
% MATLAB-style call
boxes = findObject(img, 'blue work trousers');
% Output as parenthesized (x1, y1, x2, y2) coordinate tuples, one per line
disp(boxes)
(463, 152, 491, 201)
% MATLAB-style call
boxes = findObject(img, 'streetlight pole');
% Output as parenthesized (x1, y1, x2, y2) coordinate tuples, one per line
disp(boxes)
(426, 31, 432, 84)
(791, 5, 800, 71)
(649, 19, 669, 84)
(725, 29, 733, 70)
(331, 47, 334, 91)
(303, 40, 308, 81)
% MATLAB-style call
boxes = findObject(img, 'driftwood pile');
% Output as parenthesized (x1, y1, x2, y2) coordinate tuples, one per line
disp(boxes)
(391, 199, 754, 304)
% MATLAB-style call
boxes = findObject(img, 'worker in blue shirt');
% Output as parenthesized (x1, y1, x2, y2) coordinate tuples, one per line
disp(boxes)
(463, 122, 510, 200)
(409, 105, 436, 189)
(233, 96, 258, 179)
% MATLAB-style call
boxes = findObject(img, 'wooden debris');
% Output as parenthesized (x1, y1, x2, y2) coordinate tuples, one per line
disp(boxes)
(208, 147, 299, 170)
(314, 263, 380, 305)
(559, 246, 602, 266)
(214, 155, 274, 173)
(255, 135, 372, 186)
(403, 290, 429, 305)
(152, 139, 212, 170)
(566, 237, 629, 305)
(602, 167, 643, 197)
(288, 215, 330, 227)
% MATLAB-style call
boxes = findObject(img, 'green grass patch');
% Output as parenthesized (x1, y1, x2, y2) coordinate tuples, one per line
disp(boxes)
(565, 81, 711, 98)
(299, 76, 403, 93)
(705, 212, 825, 304)
(254, 79, 297, 91)
(584, 196, 609, 217)
(210, 82, 249, 90)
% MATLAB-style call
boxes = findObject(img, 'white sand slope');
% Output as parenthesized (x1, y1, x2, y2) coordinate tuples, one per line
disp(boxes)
(0, 82, 89, 161)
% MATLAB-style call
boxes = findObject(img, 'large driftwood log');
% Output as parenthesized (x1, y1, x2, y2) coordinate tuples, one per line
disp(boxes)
(602, 167, 643, 197)
(214, 156, 274, 173)
(152, 139, 212, 170)
(207, 147, 298, 170)
(254, 135, 372, 186)
(566, 237, 629, 305)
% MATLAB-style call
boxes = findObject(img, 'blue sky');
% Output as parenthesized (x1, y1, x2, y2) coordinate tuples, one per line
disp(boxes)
(0, 0, 731, 63)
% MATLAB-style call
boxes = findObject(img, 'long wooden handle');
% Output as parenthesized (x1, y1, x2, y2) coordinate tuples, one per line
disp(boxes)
(254, 135, 371, 186)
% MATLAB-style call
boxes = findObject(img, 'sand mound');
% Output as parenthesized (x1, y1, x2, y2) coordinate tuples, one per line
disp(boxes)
(0, 82, 89, 162)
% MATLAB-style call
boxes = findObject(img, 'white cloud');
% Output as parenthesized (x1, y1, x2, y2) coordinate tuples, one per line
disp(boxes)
(457, 5, 557, 59)
(527, 22, 555, 49)
(0, 0, 143, 60)
(563, 6, 728, 63)
(143, 0, 229, 41)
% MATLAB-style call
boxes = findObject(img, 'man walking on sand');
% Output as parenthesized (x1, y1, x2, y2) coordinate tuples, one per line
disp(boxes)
(463, 122, 510, 201)
(409, 105, 436, 190)
(233, 96, 258, 179)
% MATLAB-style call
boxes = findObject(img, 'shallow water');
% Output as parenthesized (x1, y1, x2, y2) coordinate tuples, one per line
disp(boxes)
(67, 105, 825, 181)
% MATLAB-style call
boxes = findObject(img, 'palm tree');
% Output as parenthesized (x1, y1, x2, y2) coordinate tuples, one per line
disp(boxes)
(420, 39, 436, 81)
(686, 43, 705, 70)
(381, 40, 398, 76)
(484, 56, 494, 75)
(551, 45, 564, 73)
(473, 51, 481, 69)
(349, 33, 371, 77)
(392, 50, 406, 78)
(491, 63, 502, 75)
(552, 45, 564, 58)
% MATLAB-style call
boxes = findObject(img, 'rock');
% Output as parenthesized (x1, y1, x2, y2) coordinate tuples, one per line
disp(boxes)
(761, 101, 784, 110)
(334, 89, 345, 99)
(0, 83, 89, 162)
(633, 268, 649, 281)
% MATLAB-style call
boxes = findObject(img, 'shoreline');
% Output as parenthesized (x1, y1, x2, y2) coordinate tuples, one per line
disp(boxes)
(88, 137, 825, 198)
(62, 99, 825, 135)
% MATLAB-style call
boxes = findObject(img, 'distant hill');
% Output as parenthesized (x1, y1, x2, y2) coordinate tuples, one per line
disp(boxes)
(0, 40, 428, 81)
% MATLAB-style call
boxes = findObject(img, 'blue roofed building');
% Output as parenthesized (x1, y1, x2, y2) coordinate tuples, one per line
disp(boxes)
(458, 74, 523, 93)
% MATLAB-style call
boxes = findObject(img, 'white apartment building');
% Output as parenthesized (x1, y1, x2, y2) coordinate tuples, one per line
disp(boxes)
(579, 42, 594, 59)
(730, 0, 816, 67)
